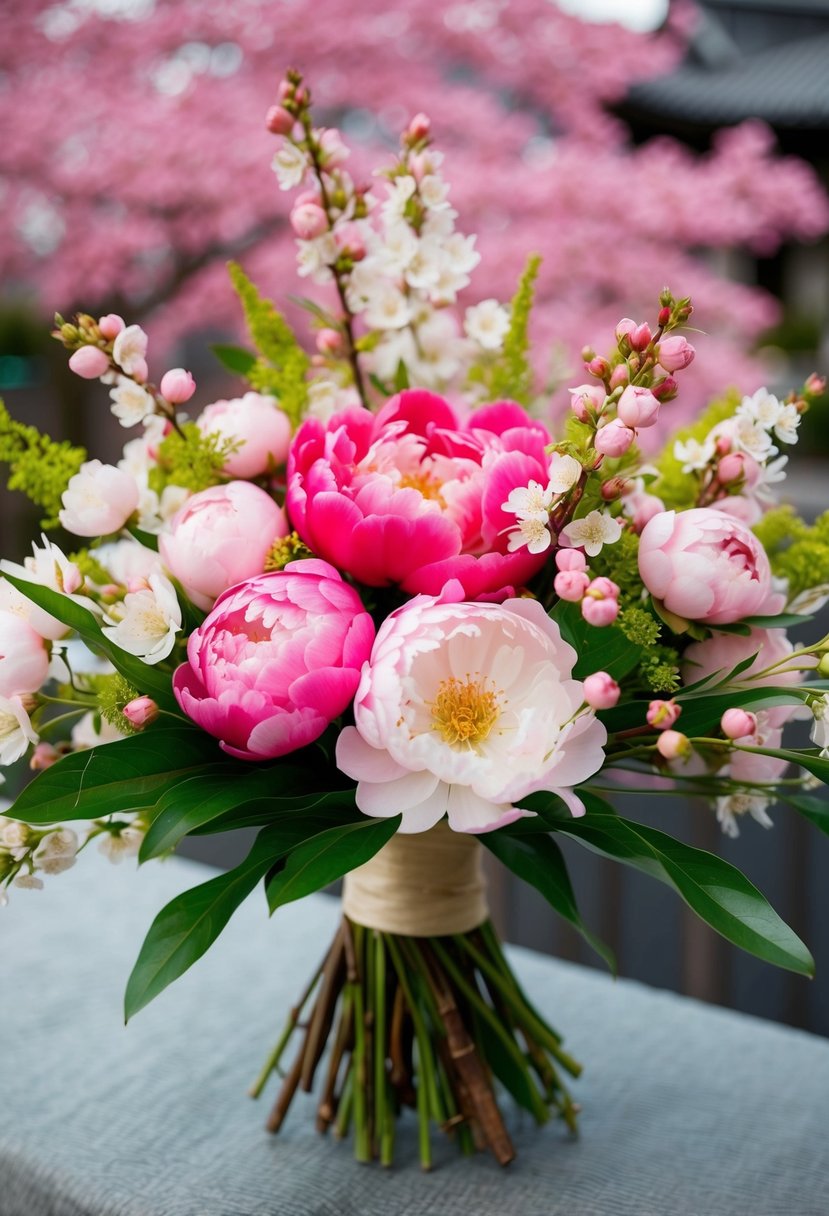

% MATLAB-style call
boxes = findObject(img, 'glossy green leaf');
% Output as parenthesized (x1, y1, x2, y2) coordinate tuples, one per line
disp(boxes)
(551, 600, 643, 680)
(537, 792, 814, 977)
(742, 613, 814, 629)
(8, 727, 223, 823)
(266, 816, 401, 914)
(731, 744, 829, 786)
(2, 572, 178, 710)
(211, 342, 257, 376)
(781, 793, 829, 837)
(482, 828, 615, 972)
(602, 684, 805, 736)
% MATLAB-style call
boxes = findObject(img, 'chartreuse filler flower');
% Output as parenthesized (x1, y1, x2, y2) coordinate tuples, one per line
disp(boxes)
(1, 69, 829, 1169)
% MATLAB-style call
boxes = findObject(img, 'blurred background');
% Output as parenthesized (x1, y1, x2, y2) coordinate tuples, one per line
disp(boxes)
(2, 0, 828, 1032)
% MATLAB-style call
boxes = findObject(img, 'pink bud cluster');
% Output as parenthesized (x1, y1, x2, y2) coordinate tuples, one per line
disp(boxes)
(553, 549, 620, 627)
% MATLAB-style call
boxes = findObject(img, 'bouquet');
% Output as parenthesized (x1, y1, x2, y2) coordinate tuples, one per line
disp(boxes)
(2, 69, 829, 1169)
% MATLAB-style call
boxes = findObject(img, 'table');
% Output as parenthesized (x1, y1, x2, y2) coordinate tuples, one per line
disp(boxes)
(3, 854, 829, 1216)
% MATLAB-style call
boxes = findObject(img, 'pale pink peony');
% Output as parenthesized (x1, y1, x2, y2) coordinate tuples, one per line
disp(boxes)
(159, 481, 288, 610)
(197, 393, 292, 479)
(638, 508, 772, 624)
(287, 390, 554, 598)
(0, 611, 49, 697)
(335, 587, 607, 834)
(682, 626, 808, 731)
(173, 560, 374, 760)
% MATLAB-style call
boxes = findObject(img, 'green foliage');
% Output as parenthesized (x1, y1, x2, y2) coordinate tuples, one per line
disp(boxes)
(228, 261, 309, 426)
(652, 390, 740, 510)
(266, 817, 401, 914)
(68, 548, 114, 586)
(0, 399, 86, 527)
(589, 529, 642, 600)
(638, 645, 681, 694)
(617, 605, 660, 649)
(551, 600, 643, 680)
(753, 506, 829, 600)
(148, 422, 238, 495)
(466, 254, 540, 405)
(95, 673, 141, 736)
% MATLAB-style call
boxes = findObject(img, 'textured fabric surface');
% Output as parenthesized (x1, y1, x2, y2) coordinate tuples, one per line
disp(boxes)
(3, 854, 829, 1216)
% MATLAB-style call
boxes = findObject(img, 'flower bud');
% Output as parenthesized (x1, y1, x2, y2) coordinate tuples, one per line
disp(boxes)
(720, 708, 757, 740)
(581, 595, 619, 627)
(586, 356, 611, 379)
(30, 742, 60, 771)
(123, 696, 160, 729)
(588, 576, 620, 600)
(657, 306, 672, 327)
(583, 671, 620, 710)
(656, 730, 691, 761)
(601, 476, 627, 502)
(334, 222, 366, 261)
(555, 548, 587, 573)
(407, 112, 431, 141)
(715, 435, 732, 456)
(316, 328, 344, 355)
(609, 364, 629, 390)
(98, 314, 125, 339)
(554, 570, 590, 602)
(805, 373, 826, 398)
(629, 322, 653, 352)
(717, 452, 746, 485)
(617, 385, 661, 429)
(629, 492, 664, 533)
(818, 653, 829, 678)
(291, 201, 328, 240)
(615, 318, 636, 344)
(647, 699, 681, 730)
(266, 104, 295, 135)
(595, 418, 635, 458)
(160, 368, 196, 404)
(651, 376, 678, 401)
(657, 335, 695, 372)
(68, 346, 110, 379)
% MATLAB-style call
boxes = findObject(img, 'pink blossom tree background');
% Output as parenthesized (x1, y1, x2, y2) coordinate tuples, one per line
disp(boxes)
(2, 0, 828, 418)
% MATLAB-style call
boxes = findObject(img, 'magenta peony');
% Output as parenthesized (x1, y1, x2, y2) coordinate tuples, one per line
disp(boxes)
(335, 586, 607, 833)
(638, 507, 773, 624)
(286, 390, 554, 598)
(173, 560, 375, 760)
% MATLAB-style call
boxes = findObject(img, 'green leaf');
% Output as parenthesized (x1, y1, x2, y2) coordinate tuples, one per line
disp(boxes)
(266, 817, 400, 914)
(742, 613, 814, 629)
(211, 343, 257, 376)
(125, 814, 356, 1019)
(537, 792, 815, 977)
(551, 599, 643, 681)
(781, 793, 829, 837)
(125, 526, 159, 553)
(730, 744, 829, 786)
(482, 827, 615, 972)
(603, 686, 807, 738)
(393, 360, 410, 392)
(8, 727, 222, 823)
(2, 572, 178, 711)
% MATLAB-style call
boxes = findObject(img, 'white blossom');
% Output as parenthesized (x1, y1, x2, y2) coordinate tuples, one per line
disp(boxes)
(715, 792, 774, 838)
(98, 824, 144, 863)
(102, 569, 182, 664)
(674, 436, 715, 473)
(112, 325, 148, 376)
(731, 415, 777, 462)
(788, 583, 829, 616)
(14, 872, 43, 890)
(362, 283, 413, 331)
(71, 712, 126, 750)
(502, 480, 555, 520)
(737, 388, 783, 429)
(774, 403, 801, 445)
(59, 460, 140, 538)
(271, 141, 308, 190)
(374, 222, 418, 274)
(506, 516, 553, 555)
(418, 174, 451, 211)
(0, 535, 84, 640)
(560, 510, 623, 558)
(810, 695, 829, 758)
(295, 234, 337, 283)
(33, 828, 78, 875)
(0, 695, 37, 766)
(464, 299, 510, 350)
(547, 453, 582, 495)
(109, 377, 156, 428)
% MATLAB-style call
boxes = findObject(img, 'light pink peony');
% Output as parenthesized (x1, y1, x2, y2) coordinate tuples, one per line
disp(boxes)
(0, 611, 49, 697)
(335, 586, 607, 834)
(159, 481, 288, 610)
(682, 626, 809, 730)
(173, 560, 374, 760)
(287, 390, 554, 598)
(197, 393, 292, 479)
(638, 507, 772, 624)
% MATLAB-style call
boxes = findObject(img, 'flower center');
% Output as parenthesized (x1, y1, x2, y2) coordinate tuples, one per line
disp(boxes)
(430, 675, 501, 748)
(398, 469, 445, 503)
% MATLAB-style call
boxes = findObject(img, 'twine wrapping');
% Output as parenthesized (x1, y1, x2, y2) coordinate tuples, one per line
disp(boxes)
(342, 818, 489, 936)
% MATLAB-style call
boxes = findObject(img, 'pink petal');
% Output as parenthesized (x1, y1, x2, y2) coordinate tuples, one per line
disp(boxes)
(336, 726, 410, 783)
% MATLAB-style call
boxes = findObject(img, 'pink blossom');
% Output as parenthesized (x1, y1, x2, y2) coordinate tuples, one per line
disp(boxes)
(656, 730, 691, 761)
(638, 508, 773, 624)
(316, 328, 343, 354)
(159, 481, 288, 610)
(174, 560, 374, 761)
(123, 696, 160, 728)
(291, 201, 328, 240)
(0, 611, 49, 697)
(616, 385, 661, 429)
(98, 314, 125, 339)
(555, 548, 587, 573)
(595, 418, 635, 457)
(287, 390, 553, 598)
(647, 699, 681, 730)
(581, 596, 619, 627)
(657, 335, 695, 372)
(197, 393, 292, 479)
(160, 368, 196, 404)
(68, 346, 109, 379)
(554, 570, 589, 602)
(682, 626, 807, 730)
(266, 105, 294, 135)
(721, 708, 757, 740)
(569, 384, 604, 422)
(408, 112, 431, 141)
(717, 452, 748, 485)
(335, 589, 607, 832)
(583, 672, 620, 709)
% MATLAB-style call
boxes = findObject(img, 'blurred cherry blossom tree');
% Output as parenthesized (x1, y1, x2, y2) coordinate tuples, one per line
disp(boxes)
(2, 0, 827, 416)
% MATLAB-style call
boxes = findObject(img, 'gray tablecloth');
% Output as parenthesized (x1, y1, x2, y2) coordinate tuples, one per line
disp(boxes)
(3, 854, 828, 1216)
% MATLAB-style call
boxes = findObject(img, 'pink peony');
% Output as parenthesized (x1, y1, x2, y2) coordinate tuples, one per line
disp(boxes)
(159, 481, 288, 610)
(173, 560, 374, 761)
(682, 626, 808, 731)
(197, 393, 292, 479)
(0, 611, 49, 697)
(638, 508, 773, 624)
(287, 390, 554, 598)
(335, 587, 607, 834)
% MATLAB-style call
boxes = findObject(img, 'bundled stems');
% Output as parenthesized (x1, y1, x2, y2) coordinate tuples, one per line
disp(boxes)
(253, 916, 580, 1168)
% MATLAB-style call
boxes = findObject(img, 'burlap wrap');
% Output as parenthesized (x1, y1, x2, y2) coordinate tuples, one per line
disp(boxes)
(342, 818, 489, 936)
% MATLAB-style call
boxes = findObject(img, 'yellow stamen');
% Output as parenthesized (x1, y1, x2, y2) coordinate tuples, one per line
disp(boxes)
(398, 470, 445, 503)
(430, 675, 501, 748)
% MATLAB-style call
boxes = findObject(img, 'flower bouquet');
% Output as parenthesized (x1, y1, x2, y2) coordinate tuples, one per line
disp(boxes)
(2, 70, 829, 1169)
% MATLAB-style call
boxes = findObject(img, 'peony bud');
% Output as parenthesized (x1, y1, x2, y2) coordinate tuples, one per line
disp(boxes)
(647, 699, 681, 730)
(581, 595, 619, 627)
(717, 453, 746, 485)
(554, 570, 590, 602)
(408, 112, 431, 141)
(266, 104, 295, 135)
(720, 708, 757, 740)
(583, 671, 620, 710)
(123, 696, 160, 728)
(160, 368, 196, 404)
(595, 419, 636, 458)
(291, 201, 328, 240)
(656, 730, 691, 761)
(657, 335, 695, 372)
(98, 314, 125, 339)
(316, 328, 344, 355)
(68, 346, 110, 380)
(555, 548, 587, 573)
(617, 385, 661, 429)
